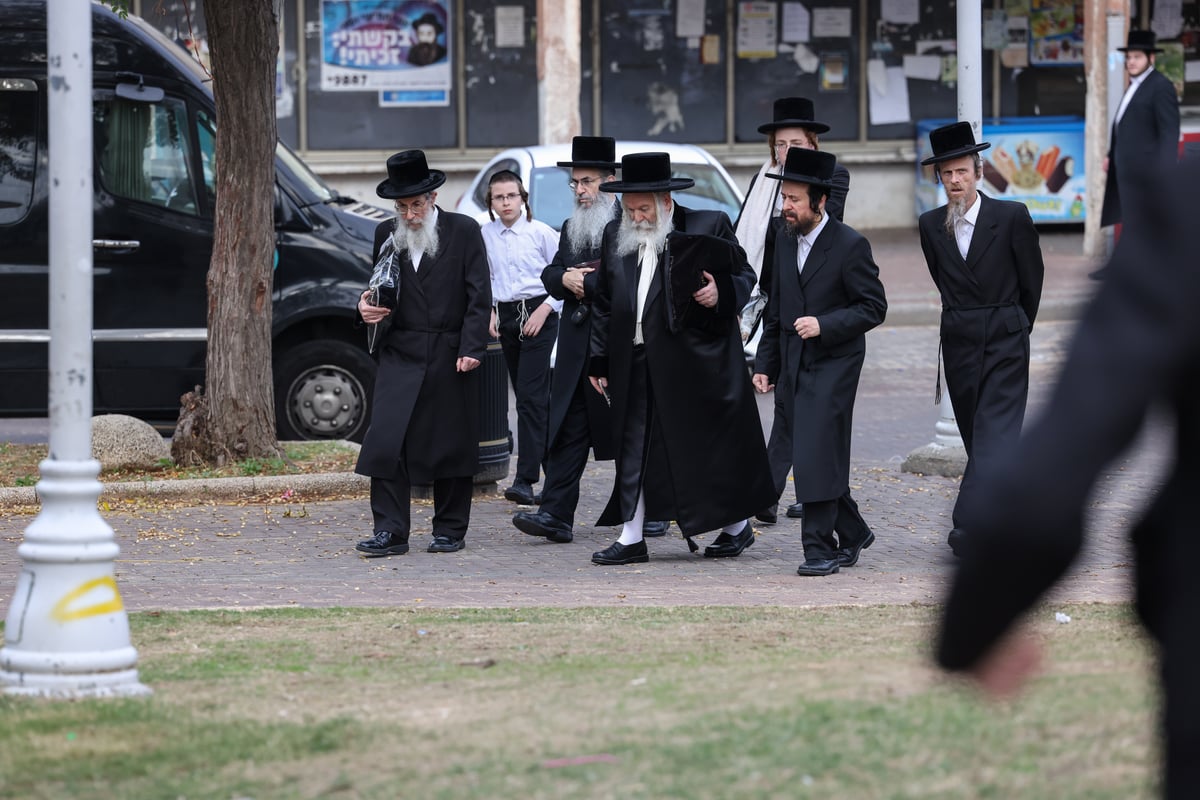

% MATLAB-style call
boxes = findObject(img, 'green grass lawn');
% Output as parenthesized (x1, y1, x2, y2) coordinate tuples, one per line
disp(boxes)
(0, 604, 1158, 799)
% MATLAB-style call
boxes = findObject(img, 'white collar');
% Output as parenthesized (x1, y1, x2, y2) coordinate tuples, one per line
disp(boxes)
(800, 209, 831, 248)
(1129, 66, 1153, 89)
(962, 192, 982, 226)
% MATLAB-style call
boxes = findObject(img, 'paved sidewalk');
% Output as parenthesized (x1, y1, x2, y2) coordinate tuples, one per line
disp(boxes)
(2, 228, 1149, 613)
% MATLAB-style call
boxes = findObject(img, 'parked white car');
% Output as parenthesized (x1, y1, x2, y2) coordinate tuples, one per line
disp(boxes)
(455, 141, 744, 230)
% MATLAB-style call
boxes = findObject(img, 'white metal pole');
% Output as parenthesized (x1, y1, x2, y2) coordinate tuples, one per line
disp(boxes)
(0, 0, 149, 697)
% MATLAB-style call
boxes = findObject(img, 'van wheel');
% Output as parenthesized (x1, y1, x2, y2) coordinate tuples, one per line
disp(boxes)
(274, 341, 375, 442)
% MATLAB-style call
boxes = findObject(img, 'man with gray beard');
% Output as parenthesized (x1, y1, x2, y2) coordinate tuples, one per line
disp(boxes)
(354, 150, 492, 557)
(917, 123, 1044, 557)
(587, 152, 775, 565)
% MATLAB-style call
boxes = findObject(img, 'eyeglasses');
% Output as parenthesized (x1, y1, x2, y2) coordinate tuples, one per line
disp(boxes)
(394, 198, 428, 216)
(568, 177, 600, 190)
(492, 192, 523, 203)
(773, 139, 813, 152)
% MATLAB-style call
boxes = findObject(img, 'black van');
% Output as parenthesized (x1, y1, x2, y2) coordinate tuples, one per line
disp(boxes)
(0, 1, 509, 480)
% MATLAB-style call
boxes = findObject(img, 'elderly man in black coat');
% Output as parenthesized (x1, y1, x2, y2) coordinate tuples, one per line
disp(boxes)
(353, 150, 492, 556)
(938, 154, 1200, 800)
(1100, 29, 1180, 230)
(587, 152, 776, 565)
(752, 148, 886, 576)
(918, 122, 1044, 557)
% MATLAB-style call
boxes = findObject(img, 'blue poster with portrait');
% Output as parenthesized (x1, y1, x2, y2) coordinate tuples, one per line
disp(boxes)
(320, 0, 451, 103)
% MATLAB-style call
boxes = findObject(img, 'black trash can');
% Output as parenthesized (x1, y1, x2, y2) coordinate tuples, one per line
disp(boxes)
(473, 338, 511, 485)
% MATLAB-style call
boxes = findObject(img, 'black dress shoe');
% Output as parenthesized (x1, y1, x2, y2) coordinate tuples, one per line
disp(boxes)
(643, 519, 669, 537)
(504, 479, 537, 505)
(355, 531, 409, 557)
(836, 530, 875, 568)
(703, 521, 755, 558)
(755, 505, 778, 525)
(947, 528, 967, 557)
(786, 503, 805, 519)
(513, 510, 573, 543)
(796, 558, 840, 576)
(427, 534, 465, 553)
(591, 539, 649, 565)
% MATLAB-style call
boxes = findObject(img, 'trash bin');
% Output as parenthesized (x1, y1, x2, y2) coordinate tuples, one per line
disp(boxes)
(474, 338, 511, 485)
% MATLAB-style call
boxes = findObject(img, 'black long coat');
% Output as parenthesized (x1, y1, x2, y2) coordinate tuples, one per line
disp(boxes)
(938, 157, 1200, 799)
(754, 216, 886, 503)
(1101, 67, 1179, 227)
(541, 210, 618, 461)
(354, 210, 492, 482)
(589, 203, 775, 534)
(918, 192, 1044, 474)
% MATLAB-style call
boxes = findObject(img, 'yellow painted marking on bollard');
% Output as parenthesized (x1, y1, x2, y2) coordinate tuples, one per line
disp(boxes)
(50, 576, 124, 622)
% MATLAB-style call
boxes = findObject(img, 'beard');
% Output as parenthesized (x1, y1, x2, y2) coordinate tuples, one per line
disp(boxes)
(614, 197, 674, 258)
(392, 207, 439, 259)
(943, 196, 968, 237)
(566, 193, 615, 253)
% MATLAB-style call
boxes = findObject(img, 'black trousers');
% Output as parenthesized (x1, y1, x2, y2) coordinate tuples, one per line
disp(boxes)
(497, 296, 557, 484)
(538, 375, 593, 527)
(370, 469, 473, 541)
(800, 492, 872, 561)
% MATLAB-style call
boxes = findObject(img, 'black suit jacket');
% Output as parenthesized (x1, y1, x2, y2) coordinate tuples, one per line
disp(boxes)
(1101, 67, 1179, 227)
(754, 216, 886, 502)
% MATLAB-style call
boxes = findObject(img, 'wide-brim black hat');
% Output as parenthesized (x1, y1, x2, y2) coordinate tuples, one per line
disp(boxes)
(757, 96, 831, 135)
(376, 149, 446, 199)
(920, 121, 991, 166)
(766, 147, 837, 189)
(599, 152, 694, 193)
(412, 12, 444, 34)
(557, 136, 619, 169)
(1118, 29, 1163, 53)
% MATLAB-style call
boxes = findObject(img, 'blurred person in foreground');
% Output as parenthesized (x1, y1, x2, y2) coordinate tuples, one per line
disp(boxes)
(937, 155, 1200, 799)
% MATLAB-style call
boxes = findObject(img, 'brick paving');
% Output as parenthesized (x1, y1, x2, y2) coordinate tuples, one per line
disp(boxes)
(1, 228, 1160, 612)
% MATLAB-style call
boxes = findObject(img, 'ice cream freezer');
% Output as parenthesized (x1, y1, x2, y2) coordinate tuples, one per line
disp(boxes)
(915, 117, 1085, 224)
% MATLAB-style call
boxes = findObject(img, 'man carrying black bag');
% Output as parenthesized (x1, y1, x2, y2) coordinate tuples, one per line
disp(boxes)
(353, 150, 492, 557)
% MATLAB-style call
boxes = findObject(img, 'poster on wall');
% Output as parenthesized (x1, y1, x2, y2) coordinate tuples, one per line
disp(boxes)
(320, 0, 451, 105)
(1029, 0, 1082, 66)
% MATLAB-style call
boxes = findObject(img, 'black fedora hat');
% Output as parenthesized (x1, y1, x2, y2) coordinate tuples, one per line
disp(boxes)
(757, 97, 830, 135)
(557, 136, 619, 169)
(412, 12, 444, 34)
(599, 152, 694, 193)
(920, 121, 991, 166)
(766, 147, 836, 188)
(1118, 29, 1163, 53)
(376, 149, 446, 199)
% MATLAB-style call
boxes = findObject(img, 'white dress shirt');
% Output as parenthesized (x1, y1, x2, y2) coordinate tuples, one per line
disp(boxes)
(796, 209, 831, 275)
(480, 216, 563, 311)
(634, 244, 657, 345)
(955, 193, 982, 261)
(1115, 66, 1153, 125)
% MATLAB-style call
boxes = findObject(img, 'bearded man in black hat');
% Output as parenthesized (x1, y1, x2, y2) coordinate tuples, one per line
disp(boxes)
(1100, 29, 1180, 231)
(407, 12, 447, 67)
(752, 148, 886, 576)
(918, 123, 1044, 557)
(587, 152, 775, 565)
(354, 150, 492, 557)
(736, 96, 851, 526)
(513, 137, 670, 544)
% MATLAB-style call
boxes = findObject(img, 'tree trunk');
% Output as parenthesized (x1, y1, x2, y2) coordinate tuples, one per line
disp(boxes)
(172, 0, 282, 466)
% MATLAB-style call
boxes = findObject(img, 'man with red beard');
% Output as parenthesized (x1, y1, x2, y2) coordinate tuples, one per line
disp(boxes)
(918, 122, 1044, 557)
(587, 152, 775, 565)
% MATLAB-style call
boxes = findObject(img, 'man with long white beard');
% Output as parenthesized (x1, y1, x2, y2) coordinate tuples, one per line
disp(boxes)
(917, 123, 1044, 557)
(513, 137, 668, 544)
(353, 150, 492, 557)
(587, 152, 775, 565)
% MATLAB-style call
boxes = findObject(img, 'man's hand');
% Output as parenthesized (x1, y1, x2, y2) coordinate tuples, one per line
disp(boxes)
(358, 290, 390, 324)
(693, 270, 718, 308)
(589, 376, 608, 396)
(794, 316, 820, 339)
(523, 303, 553, 337)
(752, 373, 774, 394)
(967, 627, 1044, 700)
(489, 308, 499, 339)
(562, 266, 594, 300)
(1102, 157, 1109, 173)
(457, 356, 480, 373)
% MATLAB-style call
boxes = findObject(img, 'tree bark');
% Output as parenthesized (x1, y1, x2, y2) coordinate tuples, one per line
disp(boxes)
(173, 0, 281, 466)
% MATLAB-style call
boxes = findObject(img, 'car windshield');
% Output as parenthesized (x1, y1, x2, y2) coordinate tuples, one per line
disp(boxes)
(528, 164, 742, 231)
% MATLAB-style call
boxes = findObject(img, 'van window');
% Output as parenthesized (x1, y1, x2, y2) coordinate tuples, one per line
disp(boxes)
(0, 78, 39, 226)
(196, 109, 216, 207)
(95, 95, 198, 216)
